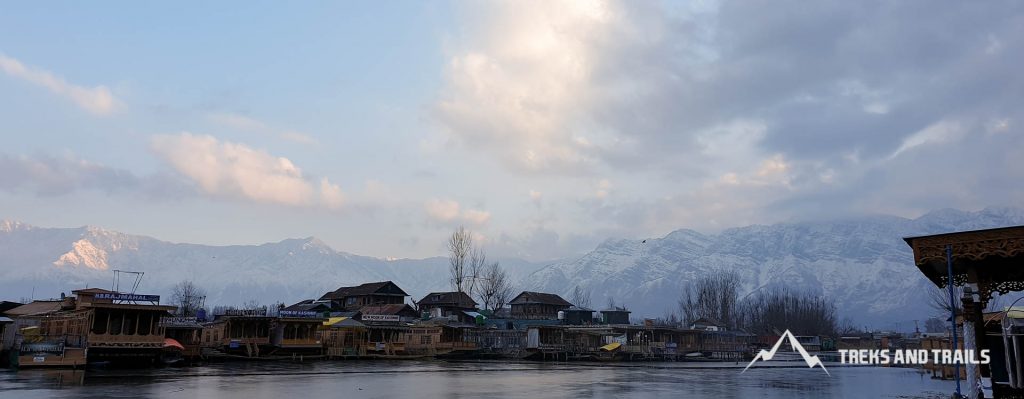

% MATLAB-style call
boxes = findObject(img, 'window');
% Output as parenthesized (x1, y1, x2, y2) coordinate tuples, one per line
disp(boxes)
(421, 335, 432, 345)
(138, 313, 152, 336)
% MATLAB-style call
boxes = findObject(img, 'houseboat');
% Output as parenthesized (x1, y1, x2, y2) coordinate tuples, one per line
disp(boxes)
(9, 288, 175, 368)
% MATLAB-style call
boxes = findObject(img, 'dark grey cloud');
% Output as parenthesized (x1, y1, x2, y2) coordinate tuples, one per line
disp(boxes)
(591, 0, 1024, 171)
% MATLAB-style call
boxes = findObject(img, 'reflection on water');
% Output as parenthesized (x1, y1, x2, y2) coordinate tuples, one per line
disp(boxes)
(0, 361, 953, 399)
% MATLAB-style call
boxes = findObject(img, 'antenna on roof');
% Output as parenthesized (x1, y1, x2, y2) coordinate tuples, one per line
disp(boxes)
(111, 269, 145, 294)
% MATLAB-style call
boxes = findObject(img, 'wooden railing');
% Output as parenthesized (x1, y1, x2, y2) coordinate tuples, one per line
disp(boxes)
(280, 338, 320, 347)
(88, 333, 164, 348)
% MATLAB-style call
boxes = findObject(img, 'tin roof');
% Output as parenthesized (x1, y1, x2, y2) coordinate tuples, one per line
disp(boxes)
(5, 300, 64, 316)
(359, 303, 417, 316)
(417, 291, 477, 308)
(319, 281, 409, 300)
(510, 291, 572, 307)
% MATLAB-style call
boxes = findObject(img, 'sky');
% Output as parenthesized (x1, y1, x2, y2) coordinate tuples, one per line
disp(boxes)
(1, 1, 1022, 262)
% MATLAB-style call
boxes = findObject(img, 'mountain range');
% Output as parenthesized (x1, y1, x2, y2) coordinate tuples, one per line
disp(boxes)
(3, 206, 1023, 328)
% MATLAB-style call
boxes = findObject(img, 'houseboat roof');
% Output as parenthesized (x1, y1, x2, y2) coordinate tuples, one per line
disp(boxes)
(324, 317, 366, 329)
(510, 291, 572, 307)
(0, 300, 24, 315)
(71, 287, 117, 295)
(903, 225, 1024, 288)
(417, 291, 477, 308)
(282, 300, 331, 313)
(691, 317, 724, 326)
(5, 300, 64, 316)
(83, 302, 177, 312)
(359, 303, 417, 316)
(600, 308, 631, 314)
(319, 281, 409, 300)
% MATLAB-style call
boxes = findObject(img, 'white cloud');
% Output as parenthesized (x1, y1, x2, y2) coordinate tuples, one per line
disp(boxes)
(150, 132, 343, 208)
(425, 199, 461, 222)
(208, 112, 319, 145)
(889, 120, 966, 160)
(462, 209, 492, 226)
(434, 1, 616, 173)
(319, 178, 345, 209)
(0, 52, 119, 115)
(424, 199, 491, 226)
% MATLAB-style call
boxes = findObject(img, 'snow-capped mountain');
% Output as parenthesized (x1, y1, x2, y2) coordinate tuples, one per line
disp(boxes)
(0, 220, 547, 308)
(520, 207, 1024, 328)
(2, 207, 1022, 328)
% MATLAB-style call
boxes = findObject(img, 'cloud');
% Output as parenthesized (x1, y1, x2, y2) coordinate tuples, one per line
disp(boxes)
(0, 153, 188, 198)
(434, 0, 1024, 240)
(434, 1, 616, 174)
(208, 112, 319, 145)
(0, 53, 119, 115)
(424, 199, 491, 226)
(150, 132, 343, 208)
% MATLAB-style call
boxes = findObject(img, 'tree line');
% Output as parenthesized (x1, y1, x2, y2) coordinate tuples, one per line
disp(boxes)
(674, 269, 848, 336)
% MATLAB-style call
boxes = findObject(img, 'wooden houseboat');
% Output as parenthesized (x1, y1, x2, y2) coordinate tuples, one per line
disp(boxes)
(359, 304, 418, 357)
(320, 317, 367, 358)
(415, 292, 478, 323)
(272, 311, 324, 355)
(320, 281, 409, 312)
(510, 291, 572, 320)
(201, 308, 274, 358)
(404, 320, 479, 357)
(160, 316, 203, 363)
(11, 288, 175, 368)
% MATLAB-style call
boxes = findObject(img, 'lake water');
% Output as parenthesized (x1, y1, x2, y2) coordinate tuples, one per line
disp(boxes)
(0, 360, 955, 398)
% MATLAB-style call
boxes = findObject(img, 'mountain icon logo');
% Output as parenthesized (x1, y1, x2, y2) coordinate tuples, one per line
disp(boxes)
(742, 329, 829, 375)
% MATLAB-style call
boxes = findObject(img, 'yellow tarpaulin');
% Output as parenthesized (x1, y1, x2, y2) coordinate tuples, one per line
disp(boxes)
(600, 342, 621, 351)
(323, 317, 348, 326)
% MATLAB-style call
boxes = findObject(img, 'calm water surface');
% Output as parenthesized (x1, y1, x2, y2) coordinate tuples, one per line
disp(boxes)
(0, 360, 954, 399)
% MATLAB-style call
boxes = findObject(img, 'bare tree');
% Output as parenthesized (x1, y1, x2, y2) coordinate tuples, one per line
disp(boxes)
(678, 269, 741, 329)
(475, 261, 512, 312)
(171, 280, 206, 317)
(928, 284, 963, 317)
(928, 284, 1008, 319)
(570, 285, 592, 309)
(467, 247, 486, 299)
(837, 317, 860, 336)
(924, 317, 947, 333)
(448, 226, 473, 293)
(738, 287, 838, 336)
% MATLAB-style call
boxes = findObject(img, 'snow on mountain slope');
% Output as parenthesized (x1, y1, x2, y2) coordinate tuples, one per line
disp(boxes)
(520, 207, 1024, 327)
(0, 222, 547, 307)
(2, 207, 1022, 328)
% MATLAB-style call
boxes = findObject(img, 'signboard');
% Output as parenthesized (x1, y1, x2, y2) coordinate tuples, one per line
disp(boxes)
(21, 342, 64, 353)
(33, 356, 45, 363)
(95, 293, 160, 302)
(362, 314, 400, 322)
(160, 317, 199, 326)
(279, 310, 320, 318)
(224, 308, 267, 317)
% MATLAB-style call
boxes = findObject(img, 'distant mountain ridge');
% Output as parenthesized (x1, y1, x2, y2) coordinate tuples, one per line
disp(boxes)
(520, 206, 1024, 328)
(0, 221, 548, 309)
(2, 207, 1022, 328)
